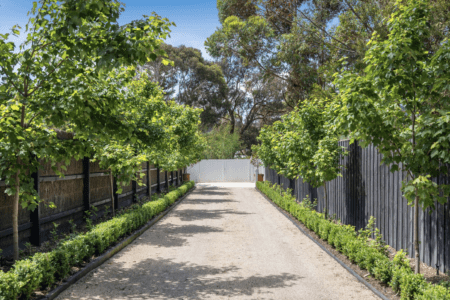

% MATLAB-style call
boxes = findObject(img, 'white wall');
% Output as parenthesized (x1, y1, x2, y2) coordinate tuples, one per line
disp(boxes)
(187, 159, 265, 183)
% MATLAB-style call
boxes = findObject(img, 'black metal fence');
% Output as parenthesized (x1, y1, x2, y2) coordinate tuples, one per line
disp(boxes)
(265, 140, 450, 273)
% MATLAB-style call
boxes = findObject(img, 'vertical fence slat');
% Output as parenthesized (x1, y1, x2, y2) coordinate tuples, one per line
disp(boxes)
(147, 162, 151, 196)
(156, 167, 161, 193)
(263, 143, 450, 273)
(30, 163, 41, 247)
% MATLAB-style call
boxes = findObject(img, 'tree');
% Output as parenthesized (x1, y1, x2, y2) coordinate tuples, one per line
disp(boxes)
(202, 124, 241, 159)
(334, 0, 450, 273)
(0, 0, 173, 260)
(145, 43, 284, 155)
(141, 44, 228, 128)
(256, 98, 343, 217)
(208, 0, 450, 110)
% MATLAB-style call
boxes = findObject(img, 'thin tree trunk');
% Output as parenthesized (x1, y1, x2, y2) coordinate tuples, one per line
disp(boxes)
(13, 168, 20, 261)
(13, 104, 26, 261)
(414, 191, 420, 274)
(110, 170, 115, 217)
(323, 182, 328, 219)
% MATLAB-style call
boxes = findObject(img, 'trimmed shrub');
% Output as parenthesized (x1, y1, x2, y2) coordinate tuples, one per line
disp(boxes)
(13, 259, 43, 299)
(399, 273, 426, 300)
(372, 257, 394, 284)
(0, 271, 19, 300)
(417, 283, 450, 300)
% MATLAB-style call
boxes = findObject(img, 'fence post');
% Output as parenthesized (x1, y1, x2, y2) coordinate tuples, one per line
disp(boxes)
(165, 171, 169, 191)
(170, 171, 174, 187)
(30, 160, 41, 247)
(175, 170, 178, 186)
(113, 177, 119, 211)
(289, 178, 295, 196)
(132, 174, 137, 203)
(147, 162, 151, 197)
(82, 157, 90, 212)
(180, 169, 183, 182)
(156, 167, 161, 193)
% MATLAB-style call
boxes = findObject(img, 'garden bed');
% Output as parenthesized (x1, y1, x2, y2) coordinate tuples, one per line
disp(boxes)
(256, 181, 450, 300)
(0, 181, 195, 300)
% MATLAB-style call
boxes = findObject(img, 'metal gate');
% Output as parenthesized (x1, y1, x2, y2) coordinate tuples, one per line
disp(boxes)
(187, 159, 264, 182)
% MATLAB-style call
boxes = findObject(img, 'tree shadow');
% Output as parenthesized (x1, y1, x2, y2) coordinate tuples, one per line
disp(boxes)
(185, 198, 238, 204)
(172, 209, 253, 222)
(145, 224, 223, 248)
(68, 258, 302, 299)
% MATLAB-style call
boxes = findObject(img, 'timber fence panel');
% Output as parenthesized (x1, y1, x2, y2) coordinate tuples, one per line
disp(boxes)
(0, 157, 190, 257)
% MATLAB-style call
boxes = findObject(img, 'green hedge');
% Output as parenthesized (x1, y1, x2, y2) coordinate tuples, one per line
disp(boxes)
(0, 181, 195, 300)
(257, 181, 450, 300)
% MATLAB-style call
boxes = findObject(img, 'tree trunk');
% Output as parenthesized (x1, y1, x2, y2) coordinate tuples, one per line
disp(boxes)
(13, 169, 20, 261)
(229, 110, 236, 134)
(414, 191, 420, 274)
(323, 182, 328, 219)
(110, 170, 115, 217)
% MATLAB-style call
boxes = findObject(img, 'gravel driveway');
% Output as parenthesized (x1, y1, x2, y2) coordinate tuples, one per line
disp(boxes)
(57, 183, 379, 300)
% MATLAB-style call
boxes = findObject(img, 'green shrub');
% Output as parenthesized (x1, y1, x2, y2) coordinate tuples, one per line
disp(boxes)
(0, 271, 19, 300)
(50, 248, 71, 281)
(13, 258, 43, 299)
(393, 249, 411, 269)
(390, 266, 411, 292)
(416, 283, 450, 300)
(399, 273, 426, 300)
(32, 252, 55, 289)
(372, 257, 393, 283)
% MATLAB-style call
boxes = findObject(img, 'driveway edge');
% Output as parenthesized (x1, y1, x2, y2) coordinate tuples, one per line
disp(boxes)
(42, 186, 196, 300)
(255, 187, 389, 300)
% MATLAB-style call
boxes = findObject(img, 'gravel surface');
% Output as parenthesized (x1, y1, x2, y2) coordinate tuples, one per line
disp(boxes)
(57, 184, 379, 300)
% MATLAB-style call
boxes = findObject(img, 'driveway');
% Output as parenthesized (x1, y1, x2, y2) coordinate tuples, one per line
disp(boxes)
(57, 183, 378, 299)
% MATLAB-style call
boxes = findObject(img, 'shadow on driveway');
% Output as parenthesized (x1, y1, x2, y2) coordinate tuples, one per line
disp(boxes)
(69, 258, 303, 299)
(145, 224, 223, 248)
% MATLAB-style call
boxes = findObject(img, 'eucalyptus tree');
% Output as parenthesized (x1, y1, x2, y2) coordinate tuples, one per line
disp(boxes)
(0, 0, 173, 260)
(208, 0, 450, 109)
(142, 44, 228, 128)
(334, 0, 450, 273)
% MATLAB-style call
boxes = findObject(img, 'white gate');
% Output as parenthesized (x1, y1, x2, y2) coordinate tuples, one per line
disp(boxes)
(187, 159, 265, 182)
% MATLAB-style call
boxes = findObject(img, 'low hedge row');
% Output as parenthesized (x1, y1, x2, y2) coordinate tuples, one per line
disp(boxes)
(0, 181, 195, 300)
(257, 181, 450, 300)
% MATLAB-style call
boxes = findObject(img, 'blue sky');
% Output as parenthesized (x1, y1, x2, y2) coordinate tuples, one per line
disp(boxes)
(0, 0, 221, 59)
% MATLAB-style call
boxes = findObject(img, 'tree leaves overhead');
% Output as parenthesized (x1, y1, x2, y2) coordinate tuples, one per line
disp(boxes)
(0, 0, 203, 260)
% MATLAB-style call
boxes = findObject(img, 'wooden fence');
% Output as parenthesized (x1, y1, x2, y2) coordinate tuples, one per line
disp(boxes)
(265, 140, 450, 273)
(0, 157, 186, 256)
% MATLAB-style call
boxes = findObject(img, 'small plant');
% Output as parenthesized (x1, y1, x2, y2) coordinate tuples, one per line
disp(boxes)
(439, 280, 450, 289)
(51, 222, 59, 244)
(104, 205, 110, 220)
(358, 216, 375, 242)
(91, 205, 99, 220)
(301, 196, 317, 210)
(42, 241, 51, 252)
(393, 250, 410, 269)
(68, 219, 77, 234)
(85, 210, 93, 231)
(24, 242, 34, 257)
(371, 227, 389, 256)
